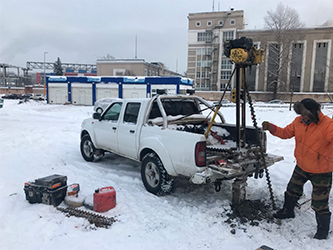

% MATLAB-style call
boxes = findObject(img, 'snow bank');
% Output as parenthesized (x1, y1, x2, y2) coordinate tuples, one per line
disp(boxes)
(0, 100, 332, 250)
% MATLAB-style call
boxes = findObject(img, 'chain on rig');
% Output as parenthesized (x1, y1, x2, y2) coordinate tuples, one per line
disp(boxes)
(205, 37, 276, 210)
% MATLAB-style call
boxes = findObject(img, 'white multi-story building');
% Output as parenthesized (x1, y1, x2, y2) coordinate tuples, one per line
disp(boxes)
(187, 9, 244, 91)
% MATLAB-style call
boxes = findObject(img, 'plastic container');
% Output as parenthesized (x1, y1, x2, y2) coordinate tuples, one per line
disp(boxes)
(24, 174, 67, 206)
(93, 186, 116, 212)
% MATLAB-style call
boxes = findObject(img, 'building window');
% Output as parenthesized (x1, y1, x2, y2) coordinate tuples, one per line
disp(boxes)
(230, 20, 235, 25)
(196, 47, 213, 55)
(219, 20, 224, 26)
(196, 71, 208, 79)
(196, 82, 211, 91)
(197, 31, 213, 42)
(222, 31, 235, 56)
(197, 60, 212, 67)
(313, 42, 328, 92)
(290, 43, 304, 92)
(207, 21, 212, 26)
(221, 59, 233, 80)
(221, 71, 232, 80)
(220, 83, 231, 91)
(144, 69, 147, 76)
(246, 66, 257, 91)
(223, 31, 234, 43)
(221, 59, 232, 70)
(196, 71, 208, 78)
(196, 21, 201, 27)
(266, 43, 281, 92)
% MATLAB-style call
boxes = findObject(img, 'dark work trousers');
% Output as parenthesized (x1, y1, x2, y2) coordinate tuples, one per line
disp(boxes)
(286, 165, 332, 215)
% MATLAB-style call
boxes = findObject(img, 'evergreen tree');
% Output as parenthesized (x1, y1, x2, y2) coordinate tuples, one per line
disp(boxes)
(54, 57, 63, 76)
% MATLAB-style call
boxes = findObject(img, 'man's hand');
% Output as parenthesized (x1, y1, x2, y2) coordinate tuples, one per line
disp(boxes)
(262, 121, 271, 131)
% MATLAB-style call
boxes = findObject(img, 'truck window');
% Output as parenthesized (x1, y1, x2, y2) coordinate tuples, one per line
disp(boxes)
(149, 102, 162, 119)
(162, 99, 199, 116)
(103, 102, 122, 121)
(124, 102, 141, 124)
(148, 99, 200, 119)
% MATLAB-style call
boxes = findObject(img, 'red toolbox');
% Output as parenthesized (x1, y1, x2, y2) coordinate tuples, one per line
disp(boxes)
(24, 174, 67, 207)
(93, 186, 116, 212)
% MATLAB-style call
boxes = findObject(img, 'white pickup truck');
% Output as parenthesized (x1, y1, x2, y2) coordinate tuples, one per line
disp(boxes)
(80, 94, 283, 196)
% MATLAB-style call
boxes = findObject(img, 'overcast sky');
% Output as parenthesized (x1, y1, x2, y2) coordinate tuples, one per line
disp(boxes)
(1, 0, 332, 74)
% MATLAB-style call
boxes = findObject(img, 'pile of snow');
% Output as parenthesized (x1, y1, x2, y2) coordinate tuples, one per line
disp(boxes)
(0, 100, 332, 250)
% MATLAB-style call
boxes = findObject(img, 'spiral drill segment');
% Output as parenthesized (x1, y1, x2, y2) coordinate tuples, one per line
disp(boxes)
(245, 85, 276, 210)
(57, 206, 116, 228)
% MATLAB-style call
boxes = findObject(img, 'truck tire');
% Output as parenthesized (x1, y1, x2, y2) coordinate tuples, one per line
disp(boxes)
(80, 134, 104, 162)
(96, 107, 103, 114)
(141, 152, 174, 196)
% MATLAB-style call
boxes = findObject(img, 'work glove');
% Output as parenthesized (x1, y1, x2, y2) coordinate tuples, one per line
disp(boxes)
(262, 121, 271, 131)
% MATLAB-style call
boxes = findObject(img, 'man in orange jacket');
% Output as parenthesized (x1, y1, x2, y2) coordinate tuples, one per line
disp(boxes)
(262, 98, 333, 240)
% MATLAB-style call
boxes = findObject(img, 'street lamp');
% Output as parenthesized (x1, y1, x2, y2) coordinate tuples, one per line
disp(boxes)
(44, 52, 48, 85)
(44, 52, 48, 100)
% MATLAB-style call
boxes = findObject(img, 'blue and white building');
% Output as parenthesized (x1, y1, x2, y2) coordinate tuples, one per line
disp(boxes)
(46, 76, 194, 105)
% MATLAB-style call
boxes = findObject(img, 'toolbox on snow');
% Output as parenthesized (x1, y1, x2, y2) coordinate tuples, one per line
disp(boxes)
(24, 174, 67, 206)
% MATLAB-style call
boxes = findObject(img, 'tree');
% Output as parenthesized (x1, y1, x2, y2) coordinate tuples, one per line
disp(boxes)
(53, 57, 63, 76)
(326, 58, 333, 102)
(98, 54, 115, 60)
(263, 2, 305, 99)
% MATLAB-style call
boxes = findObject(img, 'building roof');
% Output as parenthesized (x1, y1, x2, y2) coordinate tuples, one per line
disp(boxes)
(322, 20, 333, 27)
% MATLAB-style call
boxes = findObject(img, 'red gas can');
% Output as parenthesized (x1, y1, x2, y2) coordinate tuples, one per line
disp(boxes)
(93, 186, 116, 212)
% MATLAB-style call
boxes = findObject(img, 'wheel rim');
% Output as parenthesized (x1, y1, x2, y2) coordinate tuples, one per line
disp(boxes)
(83, 140, 94, 158)
(97, 108, 102, 114)
(145, 162, 160, 188)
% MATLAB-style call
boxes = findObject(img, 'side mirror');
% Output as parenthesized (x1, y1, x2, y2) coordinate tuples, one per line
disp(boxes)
(93, 113, 101, 120)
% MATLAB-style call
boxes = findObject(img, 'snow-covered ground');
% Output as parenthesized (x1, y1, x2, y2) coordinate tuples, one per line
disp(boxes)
(0, 99, 332, 250)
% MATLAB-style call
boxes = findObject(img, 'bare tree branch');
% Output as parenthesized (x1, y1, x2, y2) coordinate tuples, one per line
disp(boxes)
(263, 2, 305, 99)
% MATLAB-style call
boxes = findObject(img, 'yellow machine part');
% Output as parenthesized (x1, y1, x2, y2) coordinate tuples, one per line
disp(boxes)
(252, 47, 265, 64)
(231, 89, 237, 103)
(230, 48, 248, 63)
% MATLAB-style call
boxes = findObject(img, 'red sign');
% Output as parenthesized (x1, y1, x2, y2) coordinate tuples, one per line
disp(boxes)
(36, 73, 41, 85)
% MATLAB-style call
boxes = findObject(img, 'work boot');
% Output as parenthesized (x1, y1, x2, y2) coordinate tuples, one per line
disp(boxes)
(314, 212, 331, 240)
(273, 192, 296, 219)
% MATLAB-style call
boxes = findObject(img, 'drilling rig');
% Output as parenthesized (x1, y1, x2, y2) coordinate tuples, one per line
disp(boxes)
(205, 37, 276, 209)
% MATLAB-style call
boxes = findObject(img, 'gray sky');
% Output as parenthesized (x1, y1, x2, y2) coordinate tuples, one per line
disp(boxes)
(1, 0, 332, 74)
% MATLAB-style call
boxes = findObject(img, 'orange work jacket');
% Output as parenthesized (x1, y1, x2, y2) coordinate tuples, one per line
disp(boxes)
(271, 112, 333, 173)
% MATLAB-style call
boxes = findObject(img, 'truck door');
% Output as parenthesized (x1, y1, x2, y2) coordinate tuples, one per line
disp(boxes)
(94, 102, 122, 153)
(117, 102, 141, 159)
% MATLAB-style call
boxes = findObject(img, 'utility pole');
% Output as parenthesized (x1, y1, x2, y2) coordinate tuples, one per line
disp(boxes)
(135, 34, 137, 59)
(176, 59, 178, 73)
(44, 52, 48, 84)
(44, 52, 48, 100)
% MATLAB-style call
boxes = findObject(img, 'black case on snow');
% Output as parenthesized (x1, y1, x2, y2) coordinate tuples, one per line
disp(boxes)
(24, 174, 67, 206)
